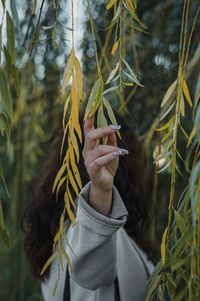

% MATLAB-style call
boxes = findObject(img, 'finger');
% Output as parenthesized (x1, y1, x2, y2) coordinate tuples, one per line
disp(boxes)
(91, 149, 128, 172)
(83, 116, 94, 136)
(85, 124, 121, 151)
(88, 145, 120, 162)
(107, 131, 117, 147)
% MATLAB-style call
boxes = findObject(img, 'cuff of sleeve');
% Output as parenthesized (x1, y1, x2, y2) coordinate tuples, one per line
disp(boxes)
(76, 181, 128, 236)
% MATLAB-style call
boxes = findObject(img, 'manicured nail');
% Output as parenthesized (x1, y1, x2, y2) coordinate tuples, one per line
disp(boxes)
(109, 124, 121, 131)
(112, 148, 129, 157)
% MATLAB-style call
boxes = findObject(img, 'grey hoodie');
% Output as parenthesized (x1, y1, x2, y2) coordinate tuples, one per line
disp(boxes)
(41, 182, 154, 301)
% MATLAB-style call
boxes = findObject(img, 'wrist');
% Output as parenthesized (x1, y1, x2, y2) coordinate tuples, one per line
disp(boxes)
(89, 182, 113, 216)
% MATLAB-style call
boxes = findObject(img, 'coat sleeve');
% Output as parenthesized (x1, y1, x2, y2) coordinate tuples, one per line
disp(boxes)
(65, 181, 128, 290)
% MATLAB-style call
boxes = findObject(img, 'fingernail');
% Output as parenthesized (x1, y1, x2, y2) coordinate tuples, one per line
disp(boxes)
(112, 149, 129, 157)
(109, 124, 121, 131)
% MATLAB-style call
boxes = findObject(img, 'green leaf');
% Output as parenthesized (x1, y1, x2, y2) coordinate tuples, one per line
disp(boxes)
(10, 0, 22, 40)
(0, 162, 10, 198)
(0, 113, 10, 137)
(106, 62, 119, 84)
(174, 210, 187, 234)
(3, 46, 12, 66)
(6, 11, 15, 63)
(84, 79, 100, 120)
(0, 69, 13, 120)
(103, 85, 119, 95)
(0, 226, 10, 248)
(1, 0, 5, 9)
(103, 97, 121, 138)
(0, 200, 4, 229)
(40, 251, 58, 275)
(122, 69, 143, 87)
(97, 104, 108, 144)
(0, 24, 2, 63)
(160, 80, 177, 107)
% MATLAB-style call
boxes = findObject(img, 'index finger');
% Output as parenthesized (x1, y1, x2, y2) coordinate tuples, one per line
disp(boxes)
(83, 116, 94, 136)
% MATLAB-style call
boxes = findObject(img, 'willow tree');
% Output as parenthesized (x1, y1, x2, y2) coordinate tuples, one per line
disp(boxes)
(0, 0, 200, 300)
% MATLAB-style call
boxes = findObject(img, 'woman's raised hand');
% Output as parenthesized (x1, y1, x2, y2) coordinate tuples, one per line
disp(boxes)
(82, 116, 129, 215)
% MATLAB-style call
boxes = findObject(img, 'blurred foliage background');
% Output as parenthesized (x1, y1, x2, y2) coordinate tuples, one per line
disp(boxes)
(0, 0, 199, 300)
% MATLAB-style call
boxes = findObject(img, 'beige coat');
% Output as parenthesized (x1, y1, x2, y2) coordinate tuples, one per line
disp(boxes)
(41, 182, 154, 301)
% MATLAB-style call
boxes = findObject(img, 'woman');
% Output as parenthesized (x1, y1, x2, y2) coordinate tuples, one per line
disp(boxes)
(23, 114, 154, 301)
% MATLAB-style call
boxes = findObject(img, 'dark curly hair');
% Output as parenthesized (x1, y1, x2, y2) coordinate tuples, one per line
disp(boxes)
(22, 112, 153, 280)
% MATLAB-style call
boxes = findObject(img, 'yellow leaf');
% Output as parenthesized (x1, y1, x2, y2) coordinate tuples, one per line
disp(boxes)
(62, 49, 75, 95)
(68, 169, 79, 196)
(161, 80, 177, 107)
(40, 251, 58, 275)
(111, 40, 119, 56)
(156, 116, 174, 132)
(67, 185, 76, 209)
(74, 121, 82, 142)
(62, 94, 71, 129)
(69, 144, 82, 189)
(106, 0, 116, 10)
(74, 56, 83, 100)
(125, 0, 135, 13)
(56, 175, 67, 200)
(60, 244, 72, 272)
(71, 129, 80, 162)
(58, 241, 64, 271)
(180, 93, 185, 117)
(60, 122, 69, 159)
(183, 80, 193, 107)
(161, 227, 168, 266)
(65, 192, 75, 224)
(52, 163, 67, 193)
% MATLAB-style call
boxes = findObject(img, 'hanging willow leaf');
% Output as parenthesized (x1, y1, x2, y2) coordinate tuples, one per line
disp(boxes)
(161, 80, 177, 107)
(0, 113, 10, 136)
(159, 101, 176, 122)
(40, 251, 58, 275)
(1, 0, 5, 8)
(161, 227, 168, 266)
(84, 79, 100, 120)
(56, 175, 67, 200)
(156, 116, 174, 131)
(62, 49, 75, 95)
(106, 0, 117, 10)
(0, 24, 2, 64)
(0, 69, 13, 120)
(61, 244, 73, 272)
(112, 5, 121, 22)
(174, 210, 187, 235)
(180, 93, 185, 117)
(6, 11, 15, 63)
(62, 94, 71, 129)
(103, 97, 121, 138)
(183, 80, 193, 107)
(65, 192, 75, 224)
(52, 163, 68, 193)
(103, 85, 119, 95)
(106, 62, 119, 84)
(84, 77, 103, 120)
(0, 162, 10, 198)
(69, 143, 82, 189)
(68, 169, 79, 197)
(10, 0, 22, 40)
(111, 40, 119, 56)
(74, 56, 83, 100)
(71, 129, 80, 162)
